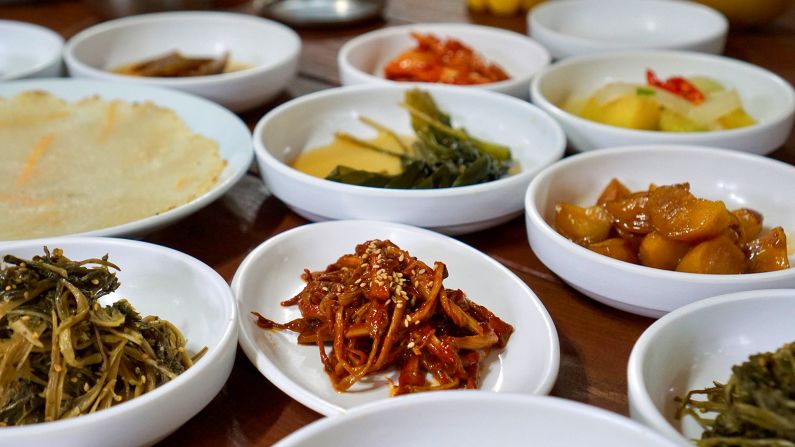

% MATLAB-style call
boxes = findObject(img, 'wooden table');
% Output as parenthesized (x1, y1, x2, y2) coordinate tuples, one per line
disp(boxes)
(2, 1, 794, 444)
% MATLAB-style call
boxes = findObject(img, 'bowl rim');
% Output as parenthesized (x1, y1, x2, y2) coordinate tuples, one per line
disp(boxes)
(626, 288, 795, 443)
(337, 22, 550, 91)
(0, 236, 237, 437)
(0, 19, 64, 81)
(233, 219, 561, 416)
(253, 83, 566, 199)
(274, 391, 680, 447)
(524, 144, 795, 284)
(529, 49, 795, 139)
(528, 0, 728, 52)
(63, 10, 301, 87)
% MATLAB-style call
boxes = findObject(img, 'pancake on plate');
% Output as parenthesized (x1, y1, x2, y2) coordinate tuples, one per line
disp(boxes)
(0, 91, 225, 240)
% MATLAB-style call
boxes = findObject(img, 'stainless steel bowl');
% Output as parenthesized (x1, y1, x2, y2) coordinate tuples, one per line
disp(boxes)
(82, 0, 247, 19)
(255, 0, 386, 26)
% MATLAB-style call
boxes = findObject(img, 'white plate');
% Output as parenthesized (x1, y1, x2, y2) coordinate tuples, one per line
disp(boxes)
(275, 392, 681, 447)
(0, 78, 253, 240)
(0, 20, 63, 81)
(233, 220, 560, 416)
(628, 289, 795, 444)
(0, 237, 237, 447)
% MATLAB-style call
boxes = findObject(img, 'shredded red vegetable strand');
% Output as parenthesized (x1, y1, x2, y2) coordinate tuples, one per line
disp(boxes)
(646, 69, 705, 104)
(252, 239, 514, 395)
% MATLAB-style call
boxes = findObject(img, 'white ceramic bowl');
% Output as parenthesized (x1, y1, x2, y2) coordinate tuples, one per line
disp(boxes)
(0, 20, 63, 80)
(234, 220, 559, 416)
(254, 84, 566, 235)
(528, 0, 728, 60)
(338, 23, 550, 100)
(63, 11, 301, 112)
(531, 50, 795, 154)
(274, 392, 680, 447)
(525, 145, 795, 318)
(0, 78, 253, 239)
(0, 237, 237, 447)
(627, 289, 795, 444)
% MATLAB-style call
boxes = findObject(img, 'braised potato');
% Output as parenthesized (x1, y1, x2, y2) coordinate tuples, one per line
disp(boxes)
(676, 235, 747, 274)
(747, 227, 790, 273)
(553, 179, 790, 274)
(554, 203, 612, 245)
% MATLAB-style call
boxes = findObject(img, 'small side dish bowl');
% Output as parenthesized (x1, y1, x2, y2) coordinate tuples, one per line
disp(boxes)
(0, 237, 237, 447)
(627, 289, 795, 444)
(63, 11, 301, 112)
(530, 50, 795, 154)
(0, 20, 63, 80)
(528, 0, 728, 59)
(274, 392, 681, 447)
(253, 84, 566, 235)
(525, 145, 795, 318)
(234, 220, 560, 416)
(338, 22, 550, 99)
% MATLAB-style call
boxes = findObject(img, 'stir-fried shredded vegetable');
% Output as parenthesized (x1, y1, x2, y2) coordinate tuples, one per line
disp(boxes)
(252, 240, 513, 395)
(0, 248, 204, 426)
(676, 342, 795, 446)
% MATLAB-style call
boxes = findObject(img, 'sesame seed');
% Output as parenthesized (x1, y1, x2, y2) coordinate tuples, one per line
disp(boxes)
(91, 279, 99, 285)
(354, 278, 362, 284)
(418, 269, 425, 274)
(3, 286, 9, 291)
(114, 395, 122, 402)
(399, 254, 404, 262)
(53, 364, 63, 373)
(396, 303, 403, 309)
(70, 377, 78, 383)
(407, 342, 415, 349)
(84, 383, 90, 391)
(21, 315, 30, 321)
(414, 320, 420, 325)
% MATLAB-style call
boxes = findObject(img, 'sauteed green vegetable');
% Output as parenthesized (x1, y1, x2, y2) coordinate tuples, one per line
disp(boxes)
(325, 89, 514, 189)
(0, 248, 204, 426)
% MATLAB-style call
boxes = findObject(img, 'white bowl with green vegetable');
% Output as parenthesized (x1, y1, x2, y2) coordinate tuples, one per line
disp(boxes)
(253, 84, 566, 235)
(628, 289, 795, 445)
(530, 50, 795, 154)
(0, 237, 237, 447)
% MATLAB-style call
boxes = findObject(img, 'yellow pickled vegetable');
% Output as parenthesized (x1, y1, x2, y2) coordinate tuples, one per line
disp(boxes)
(582, 95, 661, 131)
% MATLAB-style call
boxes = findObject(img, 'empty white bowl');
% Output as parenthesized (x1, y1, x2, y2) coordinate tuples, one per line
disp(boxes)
(531, 50, 795, 154)
(64, 11, 301, 112)
(0, 20, 63, 80)
(275, 392, 681, 447)
(525, 145, 795, 318)
(338, 23, 550, 100)
(254, 84, 566, 235)
(0, 237, 237, 447)
(529, 0, 728, 60)
(628, 289, 795, 444)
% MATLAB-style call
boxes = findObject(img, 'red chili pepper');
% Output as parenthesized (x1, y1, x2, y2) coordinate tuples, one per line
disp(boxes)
(646, 69, 704, 104)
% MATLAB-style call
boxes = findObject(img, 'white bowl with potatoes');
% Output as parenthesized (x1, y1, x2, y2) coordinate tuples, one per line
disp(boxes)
(530, 51, 795, 154)
(525, 145, 795, 318)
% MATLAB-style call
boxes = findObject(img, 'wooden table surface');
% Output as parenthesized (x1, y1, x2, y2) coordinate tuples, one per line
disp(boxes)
(2, 1, 794, 445)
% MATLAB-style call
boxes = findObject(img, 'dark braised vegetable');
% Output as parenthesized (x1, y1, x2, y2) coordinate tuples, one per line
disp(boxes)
(113, 51, 229, 77)
(676, 342, 795, 446)
(252, 239, 513, 395)
(0, 248, 205, 426)
(325, 89, 514, 189)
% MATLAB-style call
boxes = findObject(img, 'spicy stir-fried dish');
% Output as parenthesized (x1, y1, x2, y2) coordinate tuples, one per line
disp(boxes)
(677, 342, 795, 446)
(0, 248, 204, 426)
(384, 32, 510, 85)
(252, 240, 513, 395)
